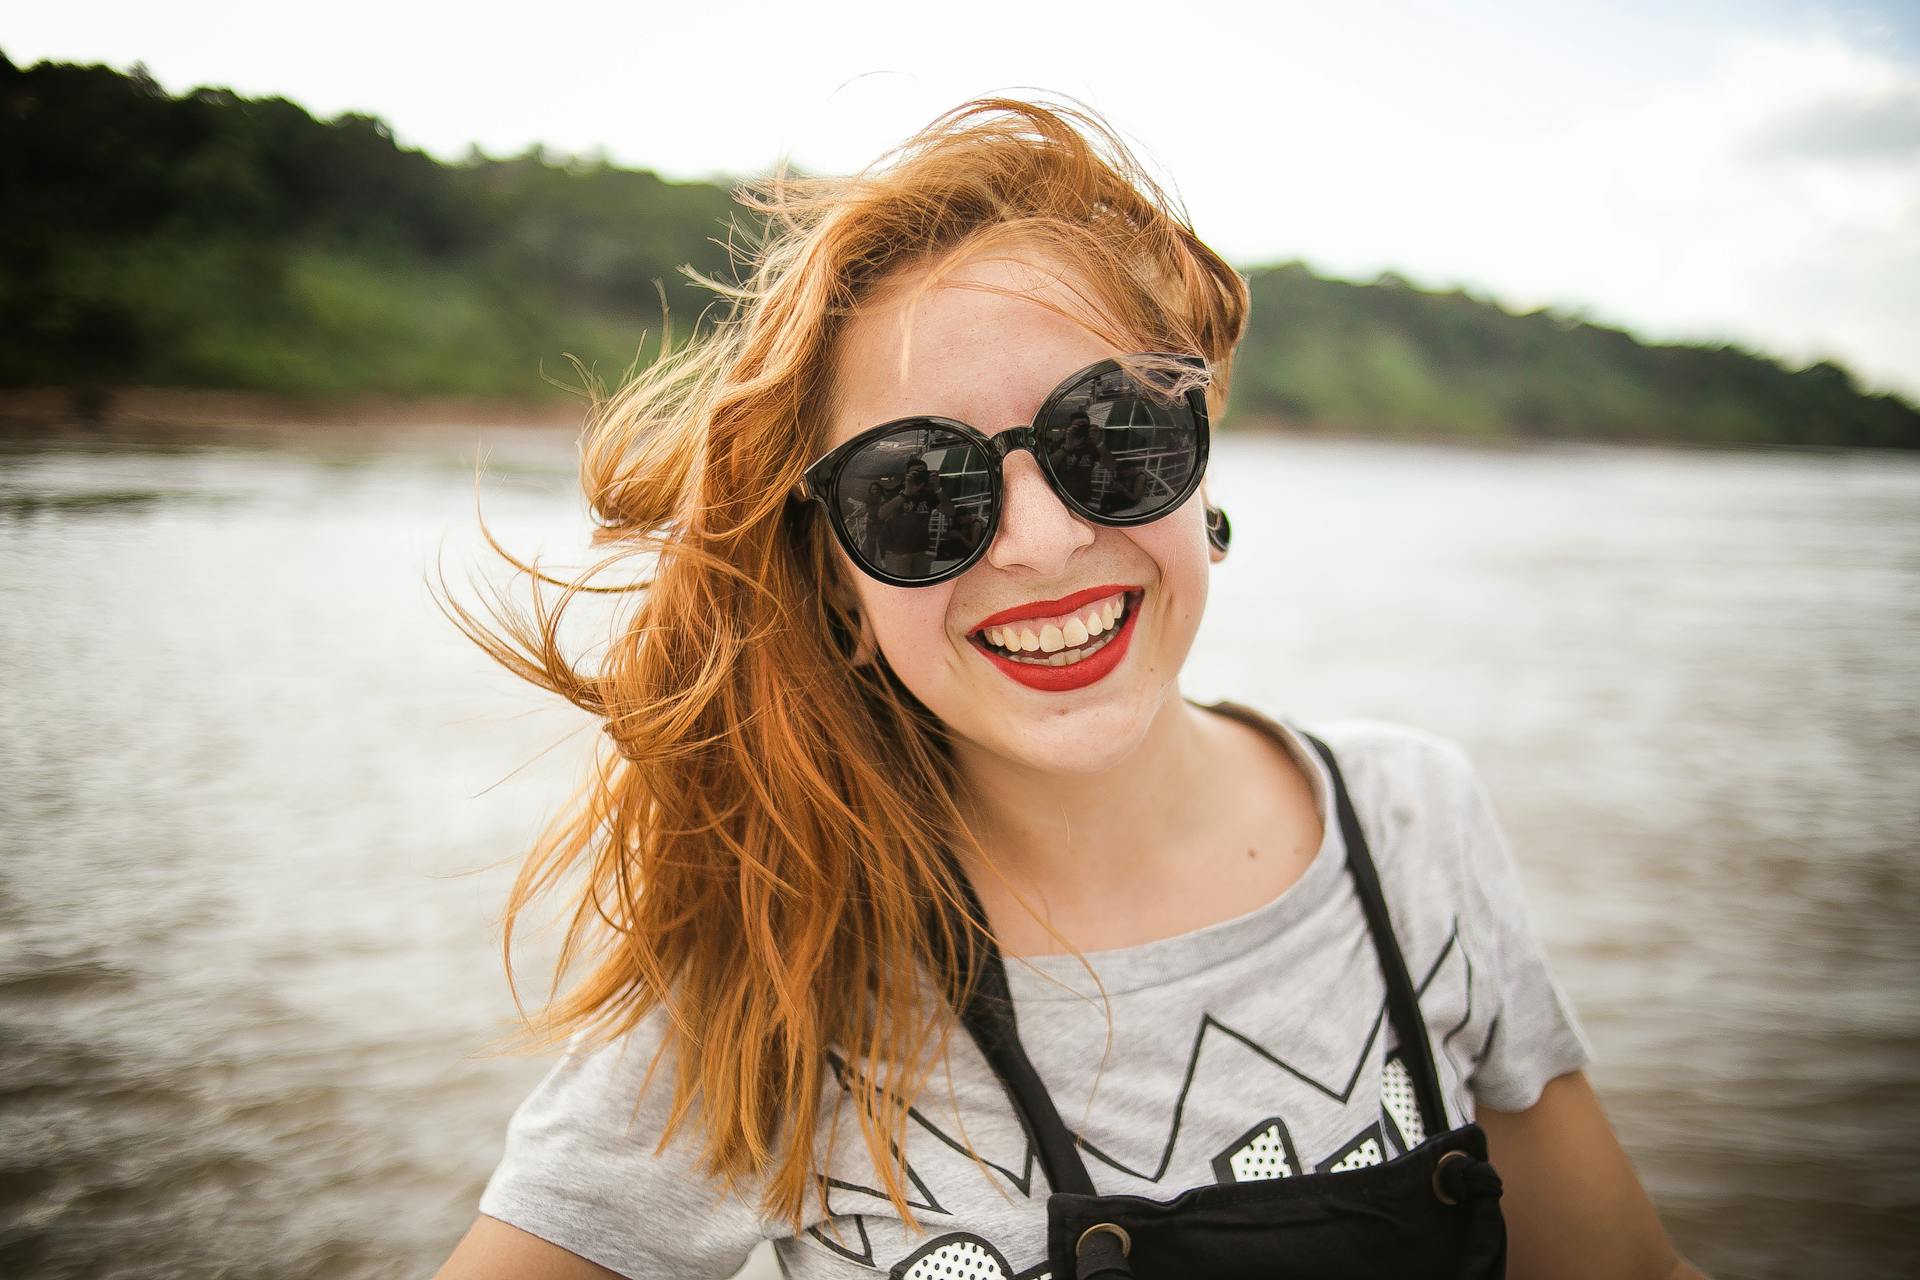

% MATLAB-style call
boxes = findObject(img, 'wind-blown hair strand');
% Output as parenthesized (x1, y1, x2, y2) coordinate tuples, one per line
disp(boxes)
(436, 94, 1251, 1234)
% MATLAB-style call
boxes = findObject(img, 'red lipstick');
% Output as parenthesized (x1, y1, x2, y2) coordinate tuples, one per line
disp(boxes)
(968, 583, 1138, 636)
(969, 589, 1141, 693)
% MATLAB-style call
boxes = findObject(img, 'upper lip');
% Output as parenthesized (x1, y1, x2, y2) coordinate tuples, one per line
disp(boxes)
(968, 583, 1139, 636)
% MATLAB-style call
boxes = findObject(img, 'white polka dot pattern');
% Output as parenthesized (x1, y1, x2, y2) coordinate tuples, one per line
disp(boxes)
(1227, 1122, 1297, 1181)
(897, 1233, 1013, 1280)
(1325, 1137, 1384, 1173)
(1381, 1054, 1425, 1150)
(1213, 1115, 1304, 1186)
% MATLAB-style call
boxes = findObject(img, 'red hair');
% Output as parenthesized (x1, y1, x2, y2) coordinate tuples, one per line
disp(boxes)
(438, 95, 1250, 1233)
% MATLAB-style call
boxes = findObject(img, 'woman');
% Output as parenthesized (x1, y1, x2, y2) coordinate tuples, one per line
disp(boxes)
(436, 98, 1704, 1279)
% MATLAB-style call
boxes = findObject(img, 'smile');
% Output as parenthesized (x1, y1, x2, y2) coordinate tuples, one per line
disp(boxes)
(976, 589, 1129, 664)
(965, 589, 1144, 692)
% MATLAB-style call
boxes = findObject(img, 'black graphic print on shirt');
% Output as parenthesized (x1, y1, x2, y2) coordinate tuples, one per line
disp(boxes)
(808, 921, 1481, 1277)
(808, 1214, 873, 1266)
(1314, 1121, 1388, 1175)
(1211, 1115, 1303, 1182)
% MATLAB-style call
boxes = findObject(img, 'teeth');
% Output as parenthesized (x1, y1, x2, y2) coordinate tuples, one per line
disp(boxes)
(995, 622, 1122, 667)
(976, 593, 1133, 657)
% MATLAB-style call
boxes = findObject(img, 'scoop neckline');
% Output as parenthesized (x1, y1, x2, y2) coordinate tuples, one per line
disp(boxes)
(1000, 701, 1348, 1001)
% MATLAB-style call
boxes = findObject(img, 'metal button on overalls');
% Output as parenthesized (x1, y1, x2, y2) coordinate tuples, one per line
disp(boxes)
(943, 727, 1508, 1279)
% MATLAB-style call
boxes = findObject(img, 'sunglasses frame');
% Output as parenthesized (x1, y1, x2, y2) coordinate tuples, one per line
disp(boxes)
(794, 352, 1211, 588)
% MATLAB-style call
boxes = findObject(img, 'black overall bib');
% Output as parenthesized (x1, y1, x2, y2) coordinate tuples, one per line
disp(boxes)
(944, 728, 1509, 1279)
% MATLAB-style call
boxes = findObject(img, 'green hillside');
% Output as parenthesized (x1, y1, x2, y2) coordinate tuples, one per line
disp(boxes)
(4, 52, 1914, 448)
(1, 53, 739, 397)
(1238, 265, 1915, 447)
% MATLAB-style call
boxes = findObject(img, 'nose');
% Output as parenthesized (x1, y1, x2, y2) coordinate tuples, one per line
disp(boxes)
(985, 447, 1094, 575)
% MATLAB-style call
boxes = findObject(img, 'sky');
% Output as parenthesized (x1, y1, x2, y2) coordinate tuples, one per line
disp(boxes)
(9, 1, 1919, 398)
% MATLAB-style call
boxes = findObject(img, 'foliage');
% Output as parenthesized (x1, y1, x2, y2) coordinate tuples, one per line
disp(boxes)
(0, 52, 729, 396)
(3, 52, 1913, 447)
(1236, 265, 1917, 447)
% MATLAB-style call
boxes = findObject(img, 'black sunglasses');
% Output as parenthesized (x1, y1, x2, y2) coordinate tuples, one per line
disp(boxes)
(793, 352, 1211, 587)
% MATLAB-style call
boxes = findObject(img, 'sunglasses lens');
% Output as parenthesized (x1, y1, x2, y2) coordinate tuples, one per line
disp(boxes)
(1041, 359, 1202, 521)
(832, 423, 994, 583)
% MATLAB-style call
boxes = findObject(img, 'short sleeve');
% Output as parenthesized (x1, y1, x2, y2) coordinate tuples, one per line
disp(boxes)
(1441, 742, 1595, 1112)
(477, 1014, 768, 1279)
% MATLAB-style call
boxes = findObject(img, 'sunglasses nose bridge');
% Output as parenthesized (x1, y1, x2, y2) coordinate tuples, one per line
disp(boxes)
(987, 424, 1041, 466)
(984, 424, 1060, 516)
(979, 453, 1094, 578)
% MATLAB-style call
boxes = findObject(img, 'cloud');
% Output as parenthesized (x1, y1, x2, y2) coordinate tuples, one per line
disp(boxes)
(6, 1, 1916, 396)
(1243, 25, 1920, 397)
(1746, 88, 1920, 162)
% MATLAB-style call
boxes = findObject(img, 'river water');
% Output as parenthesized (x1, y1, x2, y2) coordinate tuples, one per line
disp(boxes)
(0, 422, 1914, 1279)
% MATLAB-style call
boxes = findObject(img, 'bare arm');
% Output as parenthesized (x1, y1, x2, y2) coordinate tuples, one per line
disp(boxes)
(434, 1215, 629, 1280)
(1478, 1070, 1709, 1280)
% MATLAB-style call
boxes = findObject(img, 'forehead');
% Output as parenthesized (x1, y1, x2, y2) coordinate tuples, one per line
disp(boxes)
(825, 250, 1125, 447)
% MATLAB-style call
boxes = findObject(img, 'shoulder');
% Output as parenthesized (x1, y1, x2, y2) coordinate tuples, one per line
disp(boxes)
(1276, 711, 1597, 1115)
(1200, 701, 1481, 831)
(1202, 700, 1490, 875)
(1281, 713, 1496, 904)
(1295, 714, 1470, 767)
(1289, 714, 1481, 813)
(478, 1012, 772, 1277)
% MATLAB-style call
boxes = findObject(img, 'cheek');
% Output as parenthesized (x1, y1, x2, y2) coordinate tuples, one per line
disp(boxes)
(1138, 502, 1212, 593)
(855, 581, 962, 672)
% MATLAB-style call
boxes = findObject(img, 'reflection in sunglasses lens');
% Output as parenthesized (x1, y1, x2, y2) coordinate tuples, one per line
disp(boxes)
(835, 425, 993, 581)
(1041, 363, 1198, 522)
(831, 361, 1201, 582)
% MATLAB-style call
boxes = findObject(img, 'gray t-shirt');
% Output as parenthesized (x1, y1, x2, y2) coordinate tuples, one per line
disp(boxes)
(477, 712, 1593, 1279)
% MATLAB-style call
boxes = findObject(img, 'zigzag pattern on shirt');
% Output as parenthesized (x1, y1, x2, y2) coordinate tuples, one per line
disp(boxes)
(822, 1050, 1038, 1199)
(817, 1165, 945, 1217)
(1067, 919, 1465, 1183)
(805, 1212, 873, 1266)
(1440, 934, 1477, 1056)
(1438, 928, 1482, 1123)
(812, 917, 1472, 1221)
(804, 921, 1479, 1277)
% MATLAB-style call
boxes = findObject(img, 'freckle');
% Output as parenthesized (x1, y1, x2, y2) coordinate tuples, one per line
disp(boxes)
(1247, 847, 1258, 859)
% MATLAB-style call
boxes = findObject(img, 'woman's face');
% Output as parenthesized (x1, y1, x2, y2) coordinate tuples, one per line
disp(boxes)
(824, 249, 1220, 777)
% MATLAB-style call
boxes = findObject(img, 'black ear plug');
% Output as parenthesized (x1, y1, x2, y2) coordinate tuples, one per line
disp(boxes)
(1205, 504, 1231, 555)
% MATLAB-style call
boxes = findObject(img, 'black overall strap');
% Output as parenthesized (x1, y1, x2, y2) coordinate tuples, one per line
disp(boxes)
(942, 868, 1099, 1196)
(1298, 729, 1451, 1142)
(938, 720, 1452, 1201)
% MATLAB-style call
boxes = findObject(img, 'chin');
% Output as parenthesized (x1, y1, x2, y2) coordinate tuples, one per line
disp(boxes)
(952, 685, 1164, 773)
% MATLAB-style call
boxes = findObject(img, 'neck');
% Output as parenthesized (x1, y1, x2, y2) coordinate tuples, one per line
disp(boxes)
(949, 692, 1227, 903)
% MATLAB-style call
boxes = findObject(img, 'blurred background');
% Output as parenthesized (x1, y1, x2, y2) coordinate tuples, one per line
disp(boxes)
(1, 3, 1916, 1278)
